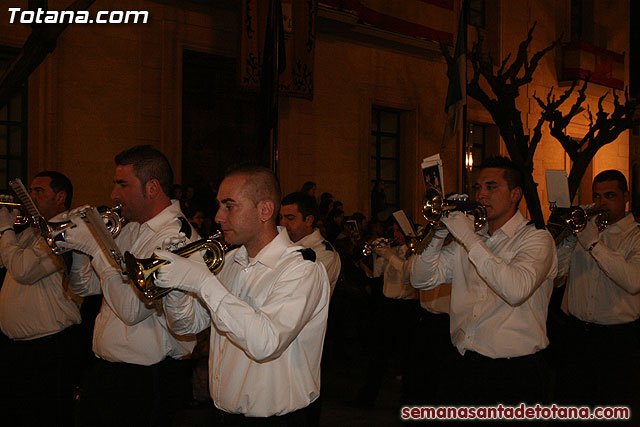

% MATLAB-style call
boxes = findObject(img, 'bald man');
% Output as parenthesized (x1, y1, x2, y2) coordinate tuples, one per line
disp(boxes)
(155, 166, 331, 425)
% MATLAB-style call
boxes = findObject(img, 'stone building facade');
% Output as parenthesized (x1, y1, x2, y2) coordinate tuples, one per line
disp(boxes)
(0, 0, 633, 222)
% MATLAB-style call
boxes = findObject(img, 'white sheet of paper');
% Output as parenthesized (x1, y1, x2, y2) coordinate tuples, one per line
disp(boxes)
(545, 170, 571, 208)
(392, 210, 418, 237)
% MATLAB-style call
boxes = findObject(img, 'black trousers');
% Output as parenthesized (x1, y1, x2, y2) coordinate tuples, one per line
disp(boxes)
(356, 298, 421, 407)
(555, 314, 640, 410)
(406, 310, 457, 405)
(0, 324, 83, 427)
(452, 347, 553, 406)
(76, 356, 193, 427)
(212, 398, 321, 427)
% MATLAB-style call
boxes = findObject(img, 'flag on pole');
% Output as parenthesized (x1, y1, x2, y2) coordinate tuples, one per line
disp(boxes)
(441, 4, 466, 149)
(259, 0, 287, 170)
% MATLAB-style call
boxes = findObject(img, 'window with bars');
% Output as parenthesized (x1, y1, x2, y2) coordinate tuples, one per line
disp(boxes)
(0, 46, 27, 193)
(370, 107, 400, 216)
(467, 0, 486, 29)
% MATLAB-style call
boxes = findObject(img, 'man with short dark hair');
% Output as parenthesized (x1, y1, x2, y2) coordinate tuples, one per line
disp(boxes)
(410, 155, 557, 405)
(154, 166, 330, 425)
(555, 169, 640, 411)
(280, 191, 341, 294)
(0, 171, 82, 426)
(59, 145, 196, 426)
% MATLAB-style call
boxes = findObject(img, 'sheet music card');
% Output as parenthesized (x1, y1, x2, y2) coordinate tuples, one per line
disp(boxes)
(392, 210, 418, 237)
(421, 154, 444, 194)
(545, 170, 571, 208)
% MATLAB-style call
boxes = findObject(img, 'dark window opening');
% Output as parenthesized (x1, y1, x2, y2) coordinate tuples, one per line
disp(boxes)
(0, 46, 27, 193)
(370, 107, 401, 216)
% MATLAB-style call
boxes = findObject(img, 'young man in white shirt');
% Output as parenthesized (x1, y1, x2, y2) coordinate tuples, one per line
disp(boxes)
(280, 191, 341, 295)
(411, 156, 558, 405)
(555, 169, 640, 412)
(59, 145, 196, 426)
(154, 166, 331, 425)
(0, 171, 82, 426)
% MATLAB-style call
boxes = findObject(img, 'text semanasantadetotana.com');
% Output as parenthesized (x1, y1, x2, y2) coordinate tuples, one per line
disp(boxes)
(401, 403, 630, 421)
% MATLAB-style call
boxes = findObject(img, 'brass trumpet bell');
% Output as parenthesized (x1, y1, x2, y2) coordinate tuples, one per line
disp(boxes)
(125, 233, 228, 300)
(362, 237, 394, 257)
(422, 187, 487, 231)
(0, 200, 30, 226)
(406, 187, 487, 257)
(45, 205, 124, 255)
(547, 206, 608, 244)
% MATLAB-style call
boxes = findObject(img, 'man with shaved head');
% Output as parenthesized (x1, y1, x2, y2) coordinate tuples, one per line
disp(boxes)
(155, 165, 331, 425)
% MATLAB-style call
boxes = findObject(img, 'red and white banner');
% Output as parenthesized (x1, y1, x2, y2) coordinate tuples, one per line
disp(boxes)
(562, 42, 625, 90)
(320, 0, 455, 45)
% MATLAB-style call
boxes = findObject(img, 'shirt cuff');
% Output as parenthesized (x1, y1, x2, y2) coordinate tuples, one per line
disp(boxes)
(467, 240, 491, 267)
(198, 275, 230, 313)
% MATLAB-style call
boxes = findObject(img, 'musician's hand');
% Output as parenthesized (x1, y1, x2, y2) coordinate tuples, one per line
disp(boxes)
(154, 249, 211, 294)
(68, 204, 91, 216)
(161, 232, 187, 252)
(374, 245, 393, 259)
(55, 215, 101, 258)
(441, 211, 482, 250)
(577, 220, 600, 251)
(0, 207, 18, 232)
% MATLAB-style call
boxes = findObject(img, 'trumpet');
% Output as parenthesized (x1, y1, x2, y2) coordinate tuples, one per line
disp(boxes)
(547, 206, 608, 244)
(362, 237, 395, 257)
(125, 232, 228, 300)
(0, 200, 30, 226)
(42, 205, 124, 255)
(406, 187, 487, 257)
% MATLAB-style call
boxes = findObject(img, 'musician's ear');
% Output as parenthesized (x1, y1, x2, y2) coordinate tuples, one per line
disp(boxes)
(145, 179, 161, 199)
(257, 199, 275, 223)
(510, 186, 523, 205)
(54, 191, 66, 207)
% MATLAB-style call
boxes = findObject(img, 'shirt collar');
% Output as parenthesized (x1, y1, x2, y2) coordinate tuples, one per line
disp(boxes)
(297, 228, 322, 247)
(142, 200, 183, 233)
(485, 210, 527, 239)
(606, 212, 637, 233)
(233, 227, 294, 269)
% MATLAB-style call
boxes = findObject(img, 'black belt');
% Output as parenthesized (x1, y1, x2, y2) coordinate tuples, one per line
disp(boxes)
(212, 398, 320, 426)
(568, 315, 639, 333)
(463, 348, 546, 362)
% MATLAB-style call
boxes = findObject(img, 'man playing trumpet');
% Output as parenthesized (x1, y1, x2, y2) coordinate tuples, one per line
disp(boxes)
(58, 145, 196, 426)
(153, 166, 331, 425)
(410, 156, 557, 405)
(555, 170, 640, 413)
(0, 171, 82, 426)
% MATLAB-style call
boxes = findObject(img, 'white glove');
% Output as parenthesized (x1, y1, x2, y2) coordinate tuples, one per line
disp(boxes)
(160, 232, 187, 252)
(0, 207, 18, 232)
(374, 245, 393, 259)
(432, 227, 450, 239)
(55, 214, 101, 258)
(577, 220, 600, 251)
(441, 211, 482, 250)
(154, 249, 212, 294)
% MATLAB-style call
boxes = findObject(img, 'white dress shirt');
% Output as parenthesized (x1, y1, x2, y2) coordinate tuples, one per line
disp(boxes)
(0, 211, 82, 340)
(411, 211, 558, 358)
(557, 213, 640, 325)
(420, 284, 451, 315)
(372, 244, 417, 300)
(72, 200, 196, 365)
(163, 228, 331, 417)
(298, 228, 341, 295)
